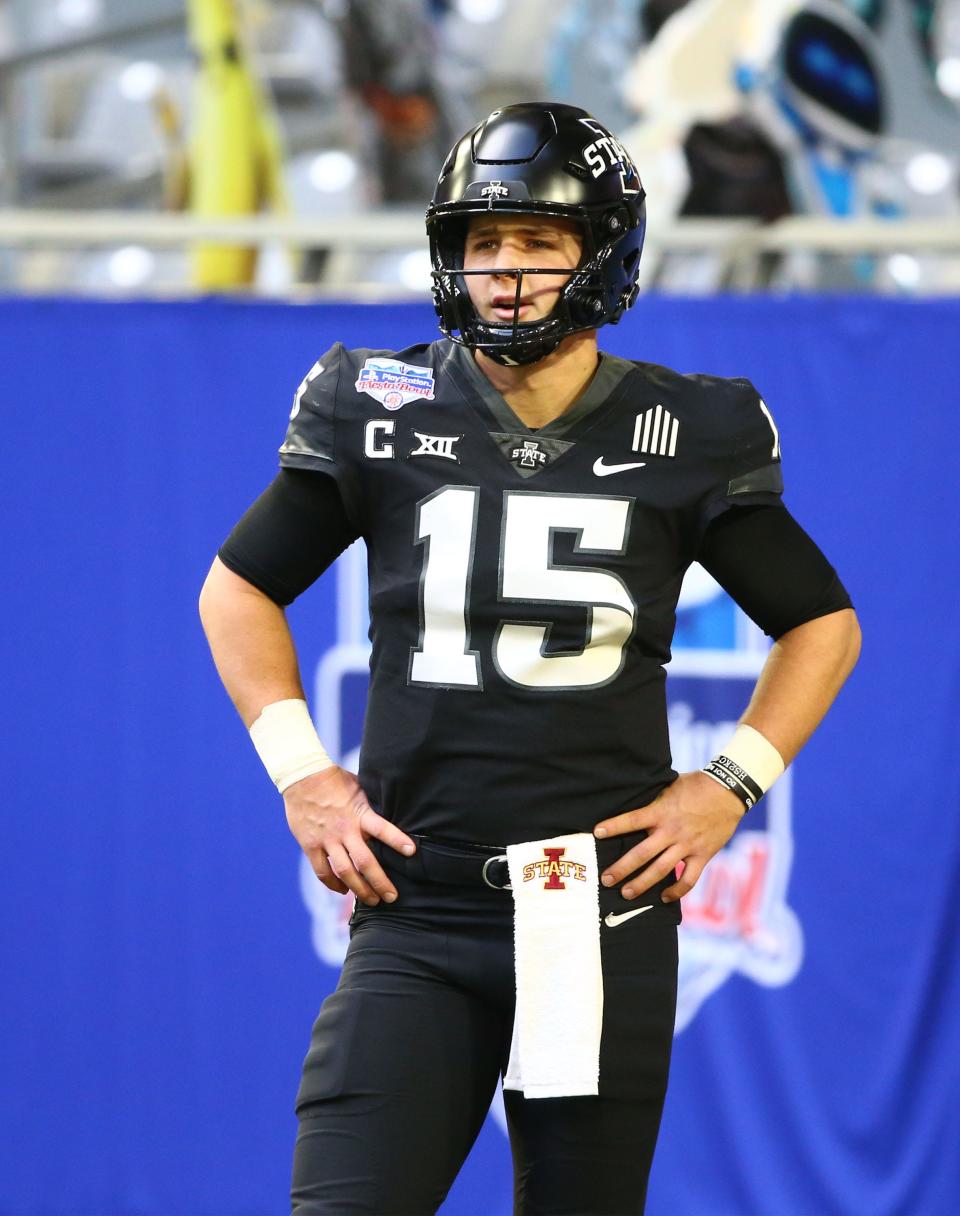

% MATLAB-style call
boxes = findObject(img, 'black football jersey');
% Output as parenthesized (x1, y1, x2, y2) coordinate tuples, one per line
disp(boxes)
(279, 339, 783, 845)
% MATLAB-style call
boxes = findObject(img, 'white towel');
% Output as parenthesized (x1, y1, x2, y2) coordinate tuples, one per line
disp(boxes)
(502, 832, 603, 1099)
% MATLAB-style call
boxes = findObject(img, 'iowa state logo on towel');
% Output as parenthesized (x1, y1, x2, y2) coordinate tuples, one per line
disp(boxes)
(522, 847, 587, 890)
(355, 358, 435, 410)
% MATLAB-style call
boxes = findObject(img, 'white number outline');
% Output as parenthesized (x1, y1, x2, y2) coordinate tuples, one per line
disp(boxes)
(758, 398, 781, 460)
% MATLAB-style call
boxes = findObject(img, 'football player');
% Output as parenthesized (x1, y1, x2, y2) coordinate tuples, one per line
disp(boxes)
(199, 102, 861, 1215)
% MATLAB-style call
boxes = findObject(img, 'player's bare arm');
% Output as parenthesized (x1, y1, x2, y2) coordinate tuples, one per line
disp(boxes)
(596, 606, 862, 901)
(198, 556, 415, 906)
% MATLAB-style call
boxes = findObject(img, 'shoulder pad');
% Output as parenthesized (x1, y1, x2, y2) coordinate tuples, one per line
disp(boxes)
(279, 343, 344, 466)
(680, 374, 782, 464)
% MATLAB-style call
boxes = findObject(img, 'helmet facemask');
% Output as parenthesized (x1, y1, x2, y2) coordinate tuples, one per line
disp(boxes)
(429, 206, 639, 366)
(430, 212, 605, 366)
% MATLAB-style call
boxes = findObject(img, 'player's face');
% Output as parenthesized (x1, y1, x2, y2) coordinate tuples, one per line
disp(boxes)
(462, 215, 583, 325)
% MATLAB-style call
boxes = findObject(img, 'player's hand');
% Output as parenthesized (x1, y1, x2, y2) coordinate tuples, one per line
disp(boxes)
(593, 771, 746, 903)
(283, 765, 416, 906)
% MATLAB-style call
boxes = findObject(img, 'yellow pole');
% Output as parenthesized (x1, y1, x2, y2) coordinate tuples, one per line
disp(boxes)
(187, 0, 287, 290)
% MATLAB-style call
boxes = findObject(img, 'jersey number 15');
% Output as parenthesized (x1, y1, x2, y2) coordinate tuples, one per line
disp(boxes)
(409, 486, 637, 692)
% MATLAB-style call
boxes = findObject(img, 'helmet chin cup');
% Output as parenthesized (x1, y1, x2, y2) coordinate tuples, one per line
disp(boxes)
(470, 323, 565, 367)
(426, 102, 646, 366)
(482, 343, 561, 368)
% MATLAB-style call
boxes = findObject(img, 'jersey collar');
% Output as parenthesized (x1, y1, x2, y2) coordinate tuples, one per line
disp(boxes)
(440, 339, 635, 439)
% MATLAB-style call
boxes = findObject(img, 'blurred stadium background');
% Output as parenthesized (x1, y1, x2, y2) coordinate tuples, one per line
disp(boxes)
(2, 2, 959, 1214)
(2, 0, 960, 294)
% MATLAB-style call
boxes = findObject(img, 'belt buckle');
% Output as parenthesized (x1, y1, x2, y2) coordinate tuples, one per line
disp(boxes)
(481, 854, 512, 891)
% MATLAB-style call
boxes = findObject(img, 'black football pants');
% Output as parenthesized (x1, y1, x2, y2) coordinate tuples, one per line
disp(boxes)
(291, 836, 679, 1216)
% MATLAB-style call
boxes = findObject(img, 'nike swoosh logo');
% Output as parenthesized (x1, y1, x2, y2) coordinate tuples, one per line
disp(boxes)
(593, 458, 647, 477)
(604, 905, 653, 927)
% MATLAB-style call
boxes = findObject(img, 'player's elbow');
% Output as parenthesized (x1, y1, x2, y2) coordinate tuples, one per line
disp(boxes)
(822, 608, 861, 685)
(781, 606, 862, 681)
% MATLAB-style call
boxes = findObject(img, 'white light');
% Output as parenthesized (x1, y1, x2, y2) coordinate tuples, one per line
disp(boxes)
(905, 151, 953, 195)
(119, 61, 164, 104)
(936, 57, 960, 99)
(397, 249, 433, 292)
(455, 0, 506, 23)
(308, 151, 358, 193)
(108, 246, 155, 289)
(56, 0, 102, 28)
(887, 254, 921, 290)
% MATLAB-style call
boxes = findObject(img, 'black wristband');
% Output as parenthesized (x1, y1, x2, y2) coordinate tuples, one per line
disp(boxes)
(701, 754, 764, 811)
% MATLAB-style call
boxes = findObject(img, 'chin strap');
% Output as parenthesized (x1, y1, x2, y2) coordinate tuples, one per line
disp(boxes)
(478, 333, 564, 367)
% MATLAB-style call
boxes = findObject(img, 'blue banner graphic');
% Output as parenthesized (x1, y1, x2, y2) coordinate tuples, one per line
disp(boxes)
(1, 296, 958, 1216)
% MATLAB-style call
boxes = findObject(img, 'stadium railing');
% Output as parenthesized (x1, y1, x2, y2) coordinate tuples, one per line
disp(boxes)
(1, 211, 959, 296)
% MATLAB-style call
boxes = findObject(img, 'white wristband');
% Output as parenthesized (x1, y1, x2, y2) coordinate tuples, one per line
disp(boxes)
(702, 724, 785, 810)
(722, 724, 785, 791)
(248, 699, 333, 793)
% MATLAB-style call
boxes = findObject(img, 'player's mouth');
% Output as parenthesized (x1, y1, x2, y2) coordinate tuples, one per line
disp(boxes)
(490, 297, 535, 320)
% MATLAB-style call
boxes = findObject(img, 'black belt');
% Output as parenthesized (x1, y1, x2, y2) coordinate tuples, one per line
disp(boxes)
(370, 833, 513, 890)
(369, 826, 661, 904)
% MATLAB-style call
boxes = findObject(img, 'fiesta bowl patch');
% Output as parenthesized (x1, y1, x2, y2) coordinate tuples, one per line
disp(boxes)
(355, 358, 436, 410)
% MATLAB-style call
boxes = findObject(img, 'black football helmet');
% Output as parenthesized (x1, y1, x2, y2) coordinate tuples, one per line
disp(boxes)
(426, 102, 646, 366)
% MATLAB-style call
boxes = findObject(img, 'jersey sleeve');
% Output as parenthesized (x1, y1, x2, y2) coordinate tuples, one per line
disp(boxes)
(278, 342, 365, 532)
(218, 469, 359, 606)
(697, 504, 853, 638)
(697, 378, 784, 531)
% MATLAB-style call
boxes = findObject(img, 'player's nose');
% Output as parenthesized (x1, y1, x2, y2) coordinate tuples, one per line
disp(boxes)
(490, 242, 523, 276)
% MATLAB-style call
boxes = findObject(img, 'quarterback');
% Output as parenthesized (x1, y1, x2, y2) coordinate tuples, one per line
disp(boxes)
(200, 103, 860, 1214)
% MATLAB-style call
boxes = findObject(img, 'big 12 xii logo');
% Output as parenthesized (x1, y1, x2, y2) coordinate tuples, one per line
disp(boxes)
(300, 549, 803, 1034)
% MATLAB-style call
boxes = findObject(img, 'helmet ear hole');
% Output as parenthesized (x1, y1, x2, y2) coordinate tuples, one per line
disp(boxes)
(622, 248, 641, 277)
